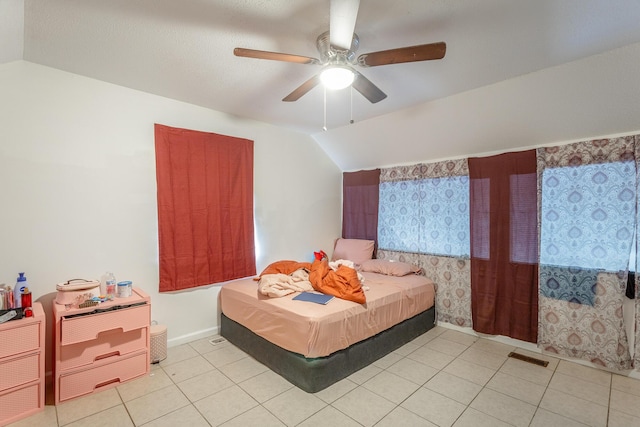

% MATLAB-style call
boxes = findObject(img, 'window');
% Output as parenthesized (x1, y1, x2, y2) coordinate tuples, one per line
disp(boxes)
(540, 162, 635, 271)
(510, 173, 538, 264)
(154, 124, 256, 292)
(539, 161, 635, 305)
(378, 175, 469, 257)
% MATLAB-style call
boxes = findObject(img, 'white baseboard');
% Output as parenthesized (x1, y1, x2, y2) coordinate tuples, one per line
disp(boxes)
(437, 321, 640, 379)
(166, 326, 220, 348)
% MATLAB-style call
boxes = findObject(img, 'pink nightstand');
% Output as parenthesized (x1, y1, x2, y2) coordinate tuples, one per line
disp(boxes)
(0, 302, 45, 425)
(52, 288, 150, 404)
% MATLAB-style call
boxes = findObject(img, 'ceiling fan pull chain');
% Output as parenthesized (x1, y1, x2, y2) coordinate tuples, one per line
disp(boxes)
(323, 86, 328, 131)
(350, 86, 354, 124)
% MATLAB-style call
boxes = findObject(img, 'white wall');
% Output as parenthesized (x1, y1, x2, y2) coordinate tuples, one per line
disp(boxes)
(0, 0, 23, 64)
(0, 61, 342, 348)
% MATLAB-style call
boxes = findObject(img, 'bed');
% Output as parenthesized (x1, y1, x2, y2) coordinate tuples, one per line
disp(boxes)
(219, 246, 436, 393)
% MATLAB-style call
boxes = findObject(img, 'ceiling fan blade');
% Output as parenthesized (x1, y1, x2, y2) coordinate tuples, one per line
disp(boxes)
(330, 0, 360, 50)
(357, 42, 446, 67)
(282, 75, 321, 102)
(352, 71, 387, 103)
(234, 48, 319, 65)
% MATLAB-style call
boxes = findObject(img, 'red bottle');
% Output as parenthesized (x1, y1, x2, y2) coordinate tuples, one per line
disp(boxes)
(21, 287, 32, 309)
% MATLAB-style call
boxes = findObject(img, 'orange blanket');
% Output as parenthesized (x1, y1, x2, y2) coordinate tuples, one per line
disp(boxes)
(258, 260, 312, 277)
(258, 259, 366, 304)
(309, 259, 366, 304)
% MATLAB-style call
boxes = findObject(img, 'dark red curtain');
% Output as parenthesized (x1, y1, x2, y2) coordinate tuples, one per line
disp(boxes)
(469, 150, 538, 343)
(342, 169, 380, 241)
(155, 124, 256, 292)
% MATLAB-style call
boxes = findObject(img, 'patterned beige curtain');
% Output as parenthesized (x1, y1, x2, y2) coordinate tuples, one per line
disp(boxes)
(377, 249, 472, 327)
(378, 158, 472, 328)
(537, 136, 636, 370)
(379, 159, 469, 182)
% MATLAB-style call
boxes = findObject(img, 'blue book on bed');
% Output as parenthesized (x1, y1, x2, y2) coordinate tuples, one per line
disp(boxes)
(293, 292, 334, 305)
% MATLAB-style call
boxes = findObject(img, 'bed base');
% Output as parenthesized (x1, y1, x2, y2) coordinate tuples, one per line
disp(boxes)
(220, 306, 436, 393)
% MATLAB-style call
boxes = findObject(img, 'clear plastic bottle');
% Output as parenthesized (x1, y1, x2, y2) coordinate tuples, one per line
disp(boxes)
(14, 272, 27, 308)
(102, 272, 116, 300)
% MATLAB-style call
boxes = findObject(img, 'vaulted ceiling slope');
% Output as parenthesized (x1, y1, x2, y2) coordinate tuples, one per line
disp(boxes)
(4, 0, 640, 170)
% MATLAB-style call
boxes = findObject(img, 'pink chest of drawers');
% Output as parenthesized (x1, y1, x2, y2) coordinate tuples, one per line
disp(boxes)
(53, 288, 150, 404)
(0, 302, 45, 426)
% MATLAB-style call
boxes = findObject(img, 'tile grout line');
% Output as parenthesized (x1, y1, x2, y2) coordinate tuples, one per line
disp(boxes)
(53, 330, 637, 427)
(420, 334, 584, 426)
(529, 354, 558, 427)
(152, 343, 220, 426)
(114, 385, 137, 427)
(185, 339, 308, 427)
(182, 341, 247, 426)
(184, 333, 599, 426)
(449, 338, 514, 426)
(368, 333, 496, 425)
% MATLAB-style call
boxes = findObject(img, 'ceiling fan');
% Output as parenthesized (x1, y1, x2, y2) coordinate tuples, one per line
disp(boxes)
(233, 0, 446, 104)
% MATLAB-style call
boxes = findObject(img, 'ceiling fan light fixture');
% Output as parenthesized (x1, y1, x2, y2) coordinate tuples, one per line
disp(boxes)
(320, 66, 355, 90)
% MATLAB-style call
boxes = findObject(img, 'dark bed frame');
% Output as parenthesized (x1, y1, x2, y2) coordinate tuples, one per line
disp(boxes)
(220, 305, 436, 393)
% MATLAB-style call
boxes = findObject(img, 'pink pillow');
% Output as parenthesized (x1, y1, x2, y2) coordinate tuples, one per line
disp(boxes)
(359, 259, 422, 276)
(331, 238, 375, 265)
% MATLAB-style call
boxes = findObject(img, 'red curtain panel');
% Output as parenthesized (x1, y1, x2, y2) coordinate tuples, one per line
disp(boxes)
(342, 169, 380, 241)
(154, 124, 255, 292)
(468, 150, 539, 343)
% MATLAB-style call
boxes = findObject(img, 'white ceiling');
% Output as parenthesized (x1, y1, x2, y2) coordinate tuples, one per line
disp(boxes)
(13, 0, 640, 135)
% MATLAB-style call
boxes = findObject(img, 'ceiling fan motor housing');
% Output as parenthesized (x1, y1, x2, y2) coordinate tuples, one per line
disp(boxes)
(316, 31, 359, 64)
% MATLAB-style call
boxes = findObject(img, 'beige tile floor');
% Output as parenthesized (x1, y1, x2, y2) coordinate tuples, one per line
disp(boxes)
(8, 326, 640, 426)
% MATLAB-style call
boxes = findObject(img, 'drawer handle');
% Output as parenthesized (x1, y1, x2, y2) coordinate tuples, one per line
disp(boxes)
(98, 327, 125, 336)
(95, 378, 120, 389)
(94, 351, 120, 361)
